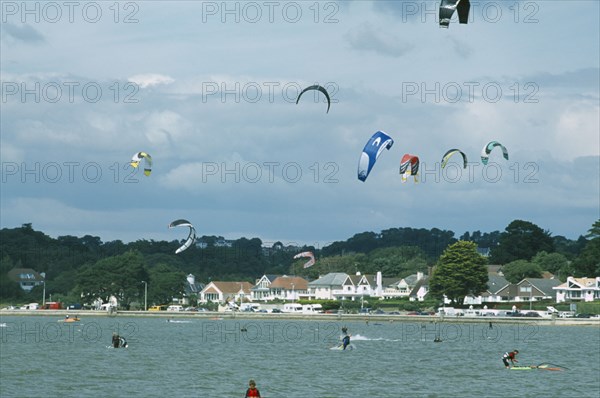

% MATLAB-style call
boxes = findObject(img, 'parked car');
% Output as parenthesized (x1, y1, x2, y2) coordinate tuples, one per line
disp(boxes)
(524, 312, 541, 317)
(374, 309, 386, 314)
(507, 311, 524, 317)
(271, 308, 282, 313)
(167, 305, 184, 312)
(575, 313, 592, 318)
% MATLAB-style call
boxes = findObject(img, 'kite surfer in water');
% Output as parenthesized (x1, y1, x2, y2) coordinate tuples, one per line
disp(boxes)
(341, 326, 351, 350)
(502, 350, 519, 368)
(112, 332, 127, 348)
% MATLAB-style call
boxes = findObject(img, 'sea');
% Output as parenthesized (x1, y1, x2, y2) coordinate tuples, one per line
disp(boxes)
(1, 315, 599, 398)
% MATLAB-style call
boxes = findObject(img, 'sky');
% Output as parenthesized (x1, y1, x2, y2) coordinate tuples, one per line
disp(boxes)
(1, 0, 599, 249)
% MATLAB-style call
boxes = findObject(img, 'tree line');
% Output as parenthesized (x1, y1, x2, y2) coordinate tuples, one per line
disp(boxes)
(1, 220, 598, 306)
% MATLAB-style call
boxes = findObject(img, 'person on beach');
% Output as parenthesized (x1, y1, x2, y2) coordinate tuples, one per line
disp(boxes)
(502, 350, 519, 368)
(245, 379, 261, 397)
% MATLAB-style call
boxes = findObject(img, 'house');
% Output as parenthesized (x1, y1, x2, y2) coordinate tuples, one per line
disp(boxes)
(409, 276, 429, 302)
(553, 277, 600, 303)
(334, 273, 376, 300)
(513, 278, 562, 303)
(7, 268, 44, 291)
(173, 274, 205, 305)
(199, 281, 253, 304)
(464, 273, 510, 305)
(268, 276, 309, 301)
(251, 274, 279, 301)
(308, 273, 348, 300)
(380, 272, 426, 299)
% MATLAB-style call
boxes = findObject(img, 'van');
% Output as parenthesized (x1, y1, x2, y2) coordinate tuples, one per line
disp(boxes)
(302, 304, 324, 314)
(282, 303, 303, 313)
(167, 305, 184, 312)
(240, 303, 261, 312)
(148, 305, 167, 311)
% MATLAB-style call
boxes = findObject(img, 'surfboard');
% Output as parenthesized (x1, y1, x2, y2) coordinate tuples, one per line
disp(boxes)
(330, 344, 355, 351)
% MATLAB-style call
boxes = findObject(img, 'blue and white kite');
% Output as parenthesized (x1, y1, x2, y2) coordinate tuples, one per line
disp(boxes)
(358, 131, 394, 182)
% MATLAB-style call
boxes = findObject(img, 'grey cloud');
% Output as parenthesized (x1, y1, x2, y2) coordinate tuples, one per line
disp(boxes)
(345, 23, 414, 57)
(2, 23, 45, 43)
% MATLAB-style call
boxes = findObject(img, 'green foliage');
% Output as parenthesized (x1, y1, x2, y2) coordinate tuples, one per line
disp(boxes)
(459, 230, 501, 248)
(490, 220, 555, 264)
(147, 264, 186, 305)
(573, 301, 600, 315)
(585, 220, 600, 239)
(502, 260, 543, 283)
(74, 250, 148, 309)
(571, 238, 600, 277)
(429, 241, 488, 304)
(531, 251, 570, 281)
(1, 221, 594, 306)
(322, 227, 456, 261)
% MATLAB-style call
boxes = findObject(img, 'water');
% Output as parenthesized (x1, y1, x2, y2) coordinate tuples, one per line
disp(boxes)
(1, 316, 599, 397)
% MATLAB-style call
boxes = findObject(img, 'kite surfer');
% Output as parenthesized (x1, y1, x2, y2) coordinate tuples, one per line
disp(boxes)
(502, 350, 519, 368)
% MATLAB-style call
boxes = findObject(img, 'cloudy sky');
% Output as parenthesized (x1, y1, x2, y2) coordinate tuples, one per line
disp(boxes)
(1, 0, 599, 248)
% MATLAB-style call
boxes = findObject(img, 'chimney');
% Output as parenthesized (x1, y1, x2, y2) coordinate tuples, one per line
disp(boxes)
(417, 272, 423, 281)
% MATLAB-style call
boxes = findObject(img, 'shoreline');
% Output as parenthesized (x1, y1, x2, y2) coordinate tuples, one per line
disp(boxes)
(2, 309, 599, 327)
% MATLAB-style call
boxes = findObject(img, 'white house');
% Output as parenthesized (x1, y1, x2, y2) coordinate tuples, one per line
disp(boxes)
(553, 277, 600, 303)
(308, 273, 348, 300)
(199, 281, 253, 304)
(268, 276, 309, 301)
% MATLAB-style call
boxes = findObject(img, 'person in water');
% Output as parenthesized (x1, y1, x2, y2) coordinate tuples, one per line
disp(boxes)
(245, 379, 261, 397)
(342, 334, 351, 350)
(112, 332, 120, 348)
(502, 350, 519, 368)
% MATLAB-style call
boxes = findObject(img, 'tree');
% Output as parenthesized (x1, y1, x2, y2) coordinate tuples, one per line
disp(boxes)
(585, 219, 600, 239)
(571, 220, 600, 277)
(147, 264, 186, 305)
(75, 251, 148, 308)
(428, 241, 488, 305)
(531, 251, 570, 280)
(490, 220, 554, 264)
(502, 260, 543, 284)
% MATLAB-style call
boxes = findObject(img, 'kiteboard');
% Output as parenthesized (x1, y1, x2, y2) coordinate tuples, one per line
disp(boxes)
(510, 363, 566, 371)
(330, 344, 355, 351)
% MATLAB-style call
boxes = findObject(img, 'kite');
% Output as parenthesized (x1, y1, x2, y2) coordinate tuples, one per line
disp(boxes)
(358, 131, 394, 182)
(399, 154, 420, 183)
(481, 141, 509, 165)
(296, 84, 331, 113)
(130, 152, 152, 176)
(168, 219, 196, 254)
(441, 148, 467, 168)
(439, 0, 470, 28)
(293, 251, 316, 268)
